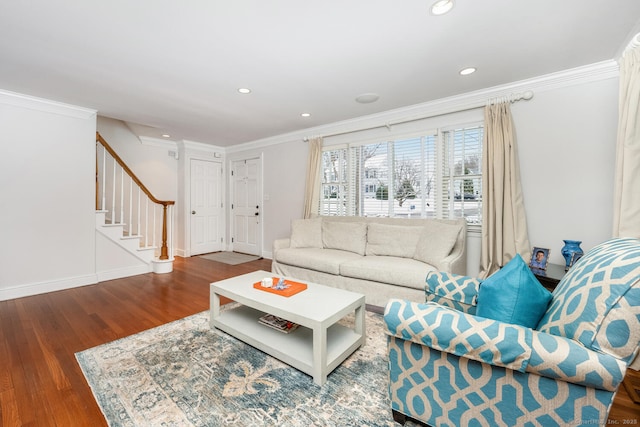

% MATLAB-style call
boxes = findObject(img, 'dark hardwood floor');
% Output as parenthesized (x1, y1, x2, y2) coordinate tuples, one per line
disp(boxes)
(0, 256, 638, 426)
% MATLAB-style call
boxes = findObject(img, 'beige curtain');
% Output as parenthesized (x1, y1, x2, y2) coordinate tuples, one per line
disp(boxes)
(613, 38, 640, 238)
(302, 136, 323, 219)
(480, 102, 531, 278)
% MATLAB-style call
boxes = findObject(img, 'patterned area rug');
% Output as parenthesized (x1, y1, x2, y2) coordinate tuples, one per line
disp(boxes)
(199, 252, 261, 265)
(76, 309, 407, 426)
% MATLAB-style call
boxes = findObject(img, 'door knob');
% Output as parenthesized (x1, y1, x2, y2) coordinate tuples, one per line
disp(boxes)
(191, 210, 196, 214)
(255, 212, 259, 216)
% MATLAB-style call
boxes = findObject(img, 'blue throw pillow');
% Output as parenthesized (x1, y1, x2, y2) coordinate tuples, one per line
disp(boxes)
(476, 254, 552, 328)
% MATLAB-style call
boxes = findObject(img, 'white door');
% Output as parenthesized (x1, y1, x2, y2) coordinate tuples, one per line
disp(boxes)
(190, 159, 223, 255)
(231, 158, 261, 255)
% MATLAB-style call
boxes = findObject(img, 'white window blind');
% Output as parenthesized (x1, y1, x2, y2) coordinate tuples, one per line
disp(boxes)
(319, 124, 483, 223)
(440, 126, 483, 224)
(319, 147, 348, 216)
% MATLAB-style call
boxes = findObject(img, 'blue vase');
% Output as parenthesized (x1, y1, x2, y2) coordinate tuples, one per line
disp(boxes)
(561, 240, 584, 269)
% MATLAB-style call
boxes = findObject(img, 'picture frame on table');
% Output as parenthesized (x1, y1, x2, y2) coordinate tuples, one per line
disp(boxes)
(529, 247, 550, 271)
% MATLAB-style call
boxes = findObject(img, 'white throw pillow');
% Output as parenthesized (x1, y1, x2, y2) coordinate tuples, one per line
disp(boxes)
(366, 223, 423, 258)
(322, 220, 367, 255)
(413, 221, 462, 266)
(290, 218, 322, 248)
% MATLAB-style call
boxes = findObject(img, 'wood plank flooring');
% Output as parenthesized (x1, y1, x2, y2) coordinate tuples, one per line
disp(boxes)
(0, 256, 638, 426)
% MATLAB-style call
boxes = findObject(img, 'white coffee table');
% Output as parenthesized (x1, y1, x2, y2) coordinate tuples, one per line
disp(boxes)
(210, 270, 366, 386)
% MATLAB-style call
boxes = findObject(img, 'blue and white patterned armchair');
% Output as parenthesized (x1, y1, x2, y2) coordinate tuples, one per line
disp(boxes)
(384, 238, 640, 426)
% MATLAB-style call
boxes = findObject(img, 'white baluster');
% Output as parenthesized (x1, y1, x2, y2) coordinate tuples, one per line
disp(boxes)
(128, 178, 133, 234)
(137, 188, 141, 239)
(101, 145, 106, 210)
(145, 197, 149, 247)
(111, 157, 116, 223)
(153, 204, 157, 250)
(168, 205, 173, 259)
(120, 167, 124, 224)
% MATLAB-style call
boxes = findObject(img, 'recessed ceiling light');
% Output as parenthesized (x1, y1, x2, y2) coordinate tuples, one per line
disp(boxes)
(355, 93, 380, 104)
(459, 67, 477, 76)
(238, 88, 251, 94)
(430, 0, 454, 16)
(301, 113, 311, 117)
(162, 134, 171, 138)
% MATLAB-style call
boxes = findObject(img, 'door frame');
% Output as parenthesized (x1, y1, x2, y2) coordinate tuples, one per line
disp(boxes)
(180, 143, 225, 258)
(228, 153, 263, 256)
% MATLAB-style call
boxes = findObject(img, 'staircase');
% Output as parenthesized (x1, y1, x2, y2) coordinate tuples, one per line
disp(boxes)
(95, 133, 174, 276)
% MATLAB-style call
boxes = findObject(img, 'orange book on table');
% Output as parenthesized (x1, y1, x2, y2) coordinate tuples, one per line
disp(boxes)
(253, 277, 307, 297)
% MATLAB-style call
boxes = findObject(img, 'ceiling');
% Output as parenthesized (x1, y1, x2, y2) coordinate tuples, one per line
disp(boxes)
(1, 1, 639, 147)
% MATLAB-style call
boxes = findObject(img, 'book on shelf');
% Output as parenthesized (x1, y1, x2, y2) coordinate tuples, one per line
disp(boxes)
(258, 313, 299, 334)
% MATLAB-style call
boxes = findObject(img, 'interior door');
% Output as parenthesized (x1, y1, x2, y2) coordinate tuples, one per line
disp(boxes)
(190, 159, 223, 255)
(231, 158, 261, 255)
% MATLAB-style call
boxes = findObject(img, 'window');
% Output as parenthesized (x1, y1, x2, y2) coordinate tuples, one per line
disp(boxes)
(319, 124, 483, 224)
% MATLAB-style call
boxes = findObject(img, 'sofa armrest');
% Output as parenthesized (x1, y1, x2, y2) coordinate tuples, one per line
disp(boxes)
(527, 329, 626, 392)
(435, 218, 467, 274)
(272, 238, 291, 253)
(425, 271, 480, 314)
(384, 299, 625, 391)
(384, 299, 531, 372)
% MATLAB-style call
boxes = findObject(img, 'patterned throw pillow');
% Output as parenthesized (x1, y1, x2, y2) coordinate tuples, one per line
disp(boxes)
(476, 254, 552, 328)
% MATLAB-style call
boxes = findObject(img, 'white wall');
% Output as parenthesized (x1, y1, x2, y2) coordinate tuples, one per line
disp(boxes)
(0, 90, 97, 300)
(515, 78, 618, 265)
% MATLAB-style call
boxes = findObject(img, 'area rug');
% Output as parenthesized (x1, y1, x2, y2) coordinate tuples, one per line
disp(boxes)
(199, 251, 261, 265)
(76, 310, 407, 426)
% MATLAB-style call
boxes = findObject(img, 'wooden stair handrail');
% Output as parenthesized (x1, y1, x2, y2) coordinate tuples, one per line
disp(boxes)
(96, 132, 174, 260)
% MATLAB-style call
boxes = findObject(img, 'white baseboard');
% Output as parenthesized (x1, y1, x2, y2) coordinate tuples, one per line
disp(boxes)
(96, 264, 152, 282)
(0, 273, 98, 301)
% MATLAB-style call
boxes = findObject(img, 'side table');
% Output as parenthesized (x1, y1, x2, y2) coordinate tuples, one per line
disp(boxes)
(532, 263, 566, 291)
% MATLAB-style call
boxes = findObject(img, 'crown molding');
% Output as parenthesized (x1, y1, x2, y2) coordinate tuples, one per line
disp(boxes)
(0, 89, 96, 119)
(139, 136, 178, 150)
(227, 60, 619, 151)
(180, 139, 225, 153)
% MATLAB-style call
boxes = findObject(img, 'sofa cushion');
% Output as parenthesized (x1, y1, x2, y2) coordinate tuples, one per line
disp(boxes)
(322, 220, 367, 255)
(365, 223, 423, 258)
(340, 256, 437, 290)
(476, 254, 552, 328)
(413, 221, 462, 266)
(290, 218, 322, 248)
(275, 247, 363, 275)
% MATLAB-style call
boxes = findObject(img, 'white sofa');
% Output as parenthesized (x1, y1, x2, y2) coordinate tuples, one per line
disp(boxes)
(272, 216, 467, 307)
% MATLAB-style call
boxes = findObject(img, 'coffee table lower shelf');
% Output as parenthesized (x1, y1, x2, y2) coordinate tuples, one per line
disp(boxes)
(212, 305, 362, 385)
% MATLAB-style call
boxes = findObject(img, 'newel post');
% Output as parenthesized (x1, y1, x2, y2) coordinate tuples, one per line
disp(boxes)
(160, 203, 169, 260)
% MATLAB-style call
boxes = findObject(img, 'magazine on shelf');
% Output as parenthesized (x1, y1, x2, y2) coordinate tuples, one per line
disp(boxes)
(258, 313, 299, 334)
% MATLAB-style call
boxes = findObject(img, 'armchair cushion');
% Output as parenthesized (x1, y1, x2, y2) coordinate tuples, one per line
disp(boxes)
(476, 254, 552, 328)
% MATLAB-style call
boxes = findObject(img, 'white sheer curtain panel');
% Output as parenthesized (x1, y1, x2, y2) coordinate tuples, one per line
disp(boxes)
(480, 102, 531, 278)
(302, 136, 323, 219)
(613, 36, 640, 238)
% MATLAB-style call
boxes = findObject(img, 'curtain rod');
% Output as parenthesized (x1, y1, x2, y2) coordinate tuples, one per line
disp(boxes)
(304, 90, 534, 142)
